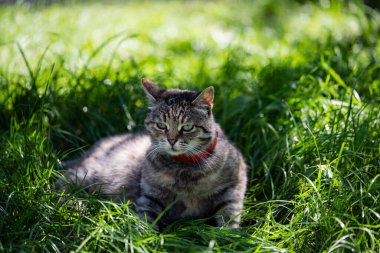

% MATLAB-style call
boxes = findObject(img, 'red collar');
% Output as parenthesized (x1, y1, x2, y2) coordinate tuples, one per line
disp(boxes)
(172, 131, 219, 163)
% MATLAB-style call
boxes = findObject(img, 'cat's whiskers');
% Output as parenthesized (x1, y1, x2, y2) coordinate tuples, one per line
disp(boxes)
(177, 143, 202, 169)
(146, 144, 161, 160)
(183, 144, 215, 172)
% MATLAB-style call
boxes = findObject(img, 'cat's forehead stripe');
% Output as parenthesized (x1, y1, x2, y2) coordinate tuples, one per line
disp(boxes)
(164, 105, 183, 121)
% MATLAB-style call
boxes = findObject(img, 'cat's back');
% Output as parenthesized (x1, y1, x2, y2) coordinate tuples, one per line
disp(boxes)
(80, 133, 151, 165)
(59, 133, 151, 201)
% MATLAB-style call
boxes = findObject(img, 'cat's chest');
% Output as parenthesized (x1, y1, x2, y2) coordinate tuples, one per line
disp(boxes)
(145, 157, 226, 203)
(159, 166, 221, 191)
(177, 195, 210, 217)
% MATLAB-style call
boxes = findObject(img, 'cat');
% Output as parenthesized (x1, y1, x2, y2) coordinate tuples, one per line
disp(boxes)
(57, 79, 247, 230)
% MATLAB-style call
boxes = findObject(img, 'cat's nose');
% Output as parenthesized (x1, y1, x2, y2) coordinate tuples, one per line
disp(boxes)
(167, 138, 177, 145)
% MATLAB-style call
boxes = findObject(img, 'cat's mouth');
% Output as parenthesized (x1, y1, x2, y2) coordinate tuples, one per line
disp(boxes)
(164, 145, 186, 156)
(160, 140, 188, 156)
(166, 147, 182, 155)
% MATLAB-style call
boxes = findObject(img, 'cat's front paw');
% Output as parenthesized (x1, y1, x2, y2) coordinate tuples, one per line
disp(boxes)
(137, 211, 161, 231)
(215, 214, 240, 228)
(136, 195, 165, 231)
(214, 202, 243, 228)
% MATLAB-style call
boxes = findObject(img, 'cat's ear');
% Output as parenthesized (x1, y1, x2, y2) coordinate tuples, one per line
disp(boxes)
(192, 86, 214, 108)
(141, 78, 164, 105)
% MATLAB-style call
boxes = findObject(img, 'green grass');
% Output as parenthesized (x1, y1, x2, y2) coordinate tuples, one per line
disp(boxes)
(1, 0, 380, 252)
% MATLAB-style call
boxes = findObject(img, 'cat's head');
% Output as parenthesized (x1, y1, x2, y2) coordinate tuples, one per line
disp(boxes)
(142, 78, 217, 157)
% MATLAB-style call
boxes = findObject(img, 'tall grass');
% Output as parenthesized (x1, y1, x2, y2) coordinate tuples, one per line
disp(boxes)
(1, 0, 379, 252)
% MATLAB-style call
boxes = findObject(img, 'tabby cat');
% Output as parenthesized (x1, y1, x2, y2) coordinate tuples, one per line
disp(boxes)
(58, 79, 247, 230)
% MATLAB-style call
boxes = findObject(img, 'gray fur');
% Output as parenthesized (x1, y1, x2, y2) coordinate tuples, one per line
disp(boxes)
(58, 79, 247, 229)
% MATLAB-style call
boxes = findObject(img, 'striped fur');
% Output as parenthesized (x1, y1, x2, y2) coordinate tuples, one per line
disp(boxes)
(58, 79, 247, 229)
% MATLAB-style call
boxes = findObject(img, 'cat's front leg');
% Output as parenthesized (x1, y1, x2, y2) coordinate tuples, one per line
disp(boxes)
(214, 199, 243, 228)
(135, 193, 165, 230)
(213, 184, 245, 228)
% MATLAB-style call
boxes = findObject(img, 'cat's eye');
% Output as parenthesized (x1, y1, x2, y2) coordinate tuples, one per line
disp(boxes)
(182, 125, 194, 132)
(156, 122, 167, 130)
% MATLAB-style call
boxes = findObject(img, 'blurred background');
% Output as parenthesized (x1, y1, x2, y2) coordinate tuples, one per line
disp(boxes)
(1, 0, 379, 158)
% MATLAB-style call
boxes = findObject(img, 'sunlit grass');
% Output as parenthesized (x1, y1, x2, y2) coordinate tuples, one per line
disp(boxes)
(1, 0, 379, 252)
